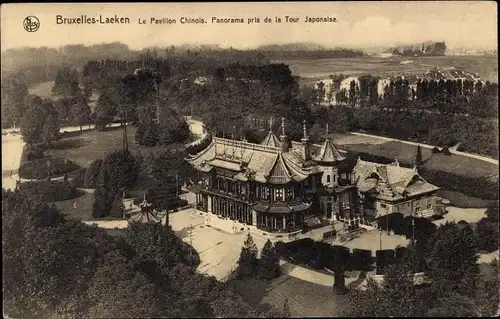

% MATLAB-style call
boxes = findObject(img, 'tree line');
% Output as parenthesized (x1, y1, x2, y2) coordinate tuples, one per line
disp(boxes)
(314, 75, 498, 119)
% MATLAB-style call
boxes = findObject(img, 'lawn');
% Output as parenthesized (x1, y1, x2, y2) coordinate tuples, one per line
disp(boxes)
(28, 81, 57, 99)
(436, 190, 497, 208)
(339, 140, 498, 181)
(49, 125, 166, 169)
(229, 276, 347, 317)
(52, 191, 94, 221)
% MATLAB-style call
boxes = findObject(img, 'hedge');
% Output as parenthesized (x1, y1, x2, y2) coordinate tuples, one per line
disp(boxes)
(19, 157, 80, 180)
(18, 180, 80, 202)
(376, 249, 396, 274)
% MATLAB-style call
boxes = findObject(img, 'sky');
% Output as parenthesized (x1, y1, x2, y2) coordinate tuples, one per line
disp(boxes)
(1, 2, 497, 51)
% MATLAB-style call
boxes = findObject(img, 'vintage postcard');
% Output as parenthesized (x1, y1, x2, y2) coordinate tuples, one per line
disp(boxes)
(2, 2, 498, 318)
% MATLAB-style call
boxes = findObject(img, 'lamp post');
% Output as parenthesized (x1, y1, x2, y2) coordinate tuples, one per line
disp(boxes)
(379, 229, 382, 250)
(412, 217, 415, 244)
(386, 210, 390, 235)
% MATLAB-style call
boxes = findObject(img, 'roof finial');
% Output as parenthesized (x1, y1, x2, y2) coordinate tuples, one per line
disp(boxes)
(394, 158, 399, 166)
(325, 123, 329, 139)
(269, 117, 273, 133)
(303, 120, 308, 139)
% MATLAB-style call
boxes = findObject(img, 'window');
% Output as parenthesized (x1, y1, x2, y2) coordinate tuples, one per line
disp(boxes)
(276, 188, 284, 201)
(415, 207, 421, 212)
(327, 175, 331, 183)
(427, 203, 432, 209)
(380, 203, 387, 209)
(333, 174, 337, 183)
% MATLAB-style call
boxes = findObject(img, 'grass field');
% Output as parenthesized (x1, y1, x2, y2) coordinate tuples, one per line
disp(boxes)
(53, 192, 94, 221)
(229, 276, 347, 317)
(275, 55, 498, 86)
(339, 140, 498, 182)
(28, 81, 56, 99)
(49, 126, 164, 168)
(436, 190, 497, 208)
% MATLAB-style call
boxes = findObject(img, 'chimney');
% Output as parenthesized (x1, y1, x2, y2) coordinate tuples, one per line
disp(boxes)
(301, 120, 310, 161)
(279, 117, 289, 152)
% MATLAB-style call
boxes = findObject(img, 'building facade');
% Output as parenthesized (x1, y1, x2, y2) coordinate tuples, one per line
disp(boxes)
(187, 118, 440, 232)
(353, 158, 440, 219)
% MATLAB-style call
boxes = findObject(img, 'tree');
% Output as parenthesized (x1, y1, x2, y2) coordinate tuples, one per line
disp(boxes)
(236, 233, 259, 279)
(92, 185, 113, 218)
(20, 100, 60, 146)
(2, 190, 110, 318)
(258, 239, 281, 280)
(425, 222, 479, 297)
(415, 144, 423, 165)
(100, 150, 139, 194)
(94, 89, 118, 130)
(69, 99, 91, 132)
(52, 66, 80, 97)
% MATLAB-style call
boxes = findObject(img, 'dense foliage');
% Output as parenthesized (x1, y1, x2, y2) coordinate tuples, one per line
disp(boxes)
(20, 97, 61, 146)
(18, 180, 80, 202)
(342, 221, 498, 317)
(2, 188, 287, 318)
(19, 157, 80, 180)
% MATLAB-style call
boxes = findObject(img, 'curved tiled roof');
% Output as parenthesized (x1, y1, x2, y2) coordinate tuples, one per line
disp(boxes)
(261, 132, 282, 148)
(186, 137, 310, 185)
(313, 137, 346, 163)
(353, 158, 439, 198)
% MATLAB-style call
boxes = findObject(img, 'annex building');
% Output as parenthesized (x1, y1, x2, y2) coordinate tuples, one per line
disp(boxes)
(186, 118, 439, 233)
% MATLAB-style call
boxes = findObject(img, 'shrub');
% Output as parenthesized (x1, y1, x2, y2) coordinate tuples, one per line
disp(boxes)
(395, 246, 408, 262)
(441, 146, 452, 155)
(431, 146, 441, 154)
(92, 186, 113, 218)
(326, 245, 352, 272)
(20, 144, 45, 164)
(476, 218, 499, 253)
(351, 249, 373, 271)
(99, 150, 139, 193)
(71, 168, 86, 188)
(19, 157, 80, 180)
(85, 159, 103, 188)
(376, 249, 396, 274)
(18, 180, 79, 202)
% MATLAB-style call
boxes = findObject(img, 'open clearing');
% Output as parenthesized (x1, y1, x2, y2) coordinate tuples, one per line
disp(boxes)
(28, 81, 56, 99)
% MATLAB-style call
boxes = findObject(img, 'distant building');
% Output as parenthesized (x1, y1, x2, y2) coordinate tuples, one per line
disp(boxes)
(340, 76, 360, 95)
(194, 76, 210, 86)
(314, 78, 340, 105)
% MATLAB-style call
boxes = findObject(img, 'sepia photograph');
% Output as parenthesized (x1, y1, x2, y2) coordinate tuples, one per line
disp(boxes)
(1, 1, 499, 317)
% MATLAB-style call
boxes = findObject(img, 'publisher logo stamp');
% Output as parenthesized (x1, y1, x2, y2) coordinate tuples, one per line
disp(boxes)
(23, 16, 40, 32)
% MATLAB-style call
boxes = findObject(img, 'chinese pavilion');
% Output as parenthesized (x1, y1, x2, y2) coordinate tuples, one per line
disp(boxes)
(186, 118, 360, 232)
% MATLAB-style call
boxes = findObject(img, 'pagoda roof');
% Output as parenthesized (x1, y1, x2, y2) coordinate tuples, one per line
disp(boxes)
(186, 137, 311, 184)
(312, 137, 346, 163)
(261, 131, 282, 148)
(129, 210, 162, 224)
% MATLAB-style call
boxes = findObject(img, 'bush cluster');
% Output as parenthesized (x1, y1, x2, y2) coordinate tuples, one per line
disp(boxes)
(19, 157, 80, 180)
(18, 180, 80, 202)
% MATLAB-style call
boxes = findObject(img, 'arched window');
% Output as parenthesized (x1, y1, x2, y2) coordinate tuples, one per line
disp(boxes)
(327, 175, 331, 183)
